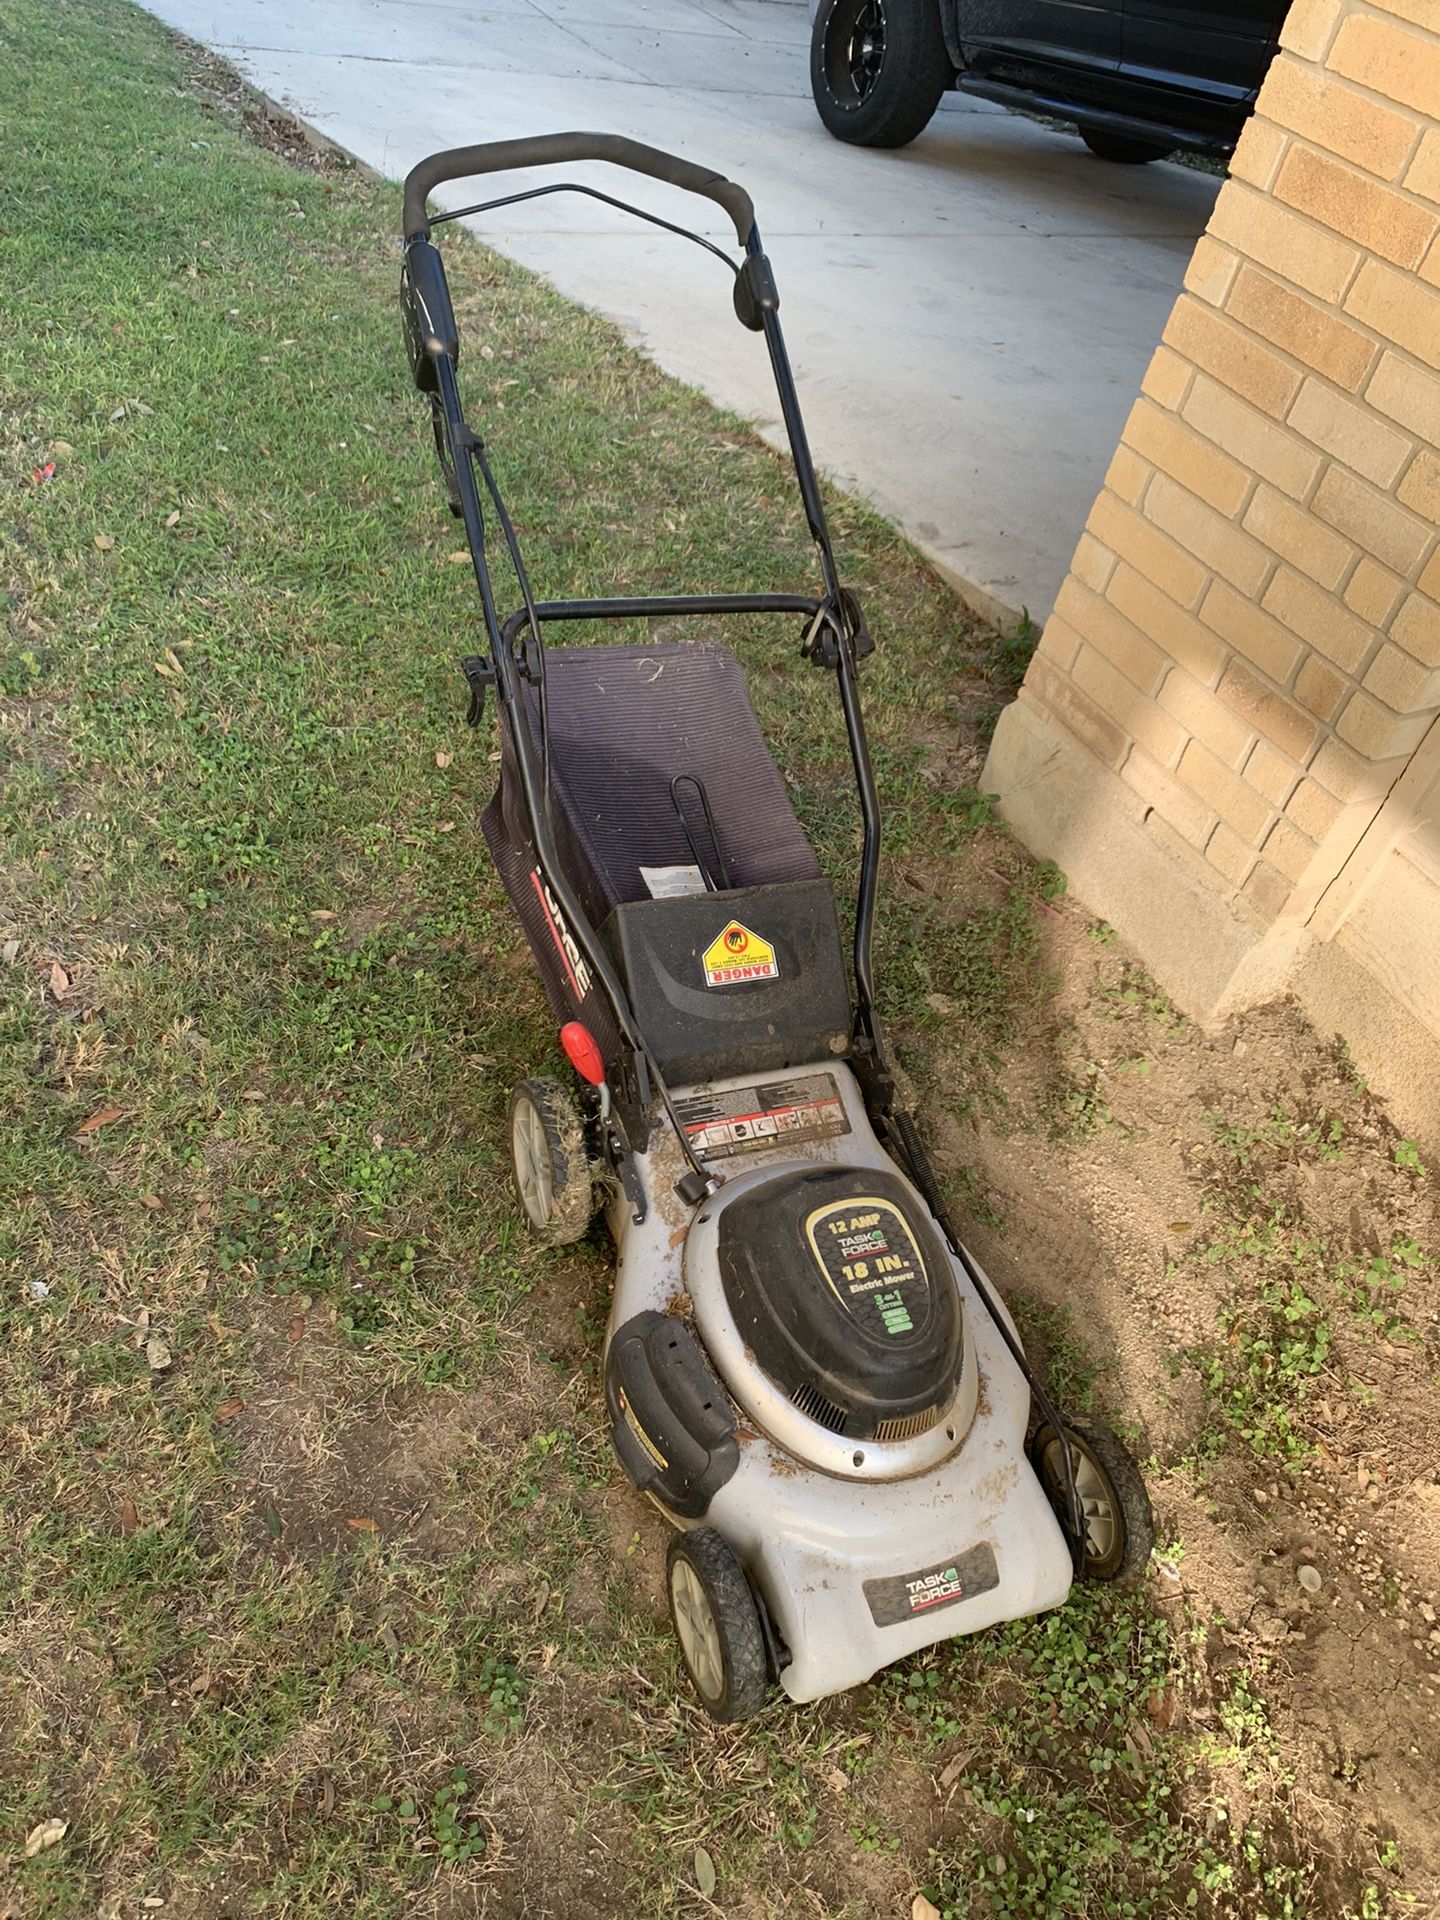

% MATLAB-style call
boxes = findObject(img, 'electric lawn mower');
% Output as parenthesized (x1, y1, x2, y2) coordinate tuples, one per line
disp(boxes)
(398, 133, 1153, 1719)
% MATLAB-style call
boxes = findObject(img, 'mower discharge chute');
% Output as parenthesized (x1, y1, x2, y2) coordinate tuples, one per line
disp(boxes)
(399, 134, 1153, 1719)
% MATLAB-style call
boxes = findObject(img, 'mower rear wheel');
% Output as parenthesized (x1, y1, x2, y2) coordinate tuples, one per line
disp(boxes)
(666, 1528, 770, 1723)
(1031, 1416, 1154, 1586)
(507, 1077, 593, 1246)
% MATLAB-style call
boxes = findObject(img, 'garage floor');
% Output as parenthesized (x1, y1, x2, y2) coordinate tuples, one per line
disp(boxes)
(145, 0, 1221, 620)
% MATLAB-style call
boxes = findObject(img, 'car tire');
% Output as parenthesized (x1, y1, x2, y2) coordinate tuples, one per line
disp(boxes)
(810, 0, 951, 149)
(1081, 129, 1174, 164)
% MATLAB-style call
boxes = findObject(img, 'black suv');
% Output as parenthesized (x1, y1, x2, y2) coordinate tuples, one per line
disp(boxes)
(810, 0, 1287, 161)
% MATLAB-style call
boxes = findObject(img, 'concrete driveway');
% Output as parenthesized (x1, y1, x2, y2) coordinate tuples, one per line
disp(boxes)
(146, 0, 1221, 620)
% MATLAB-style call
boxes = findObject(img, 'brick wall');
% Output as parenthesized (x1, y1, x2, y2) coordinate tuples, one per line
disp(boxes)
(1012, 0, 1440, 936)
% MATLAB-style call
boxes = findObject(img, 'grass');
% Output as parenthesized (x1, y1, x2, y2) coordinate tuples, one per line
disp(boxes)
(0, 3, 1421, 1917)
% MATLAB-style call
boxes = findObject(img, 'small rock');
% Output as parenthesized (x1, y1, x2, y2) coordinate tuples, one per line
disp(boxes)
(1298, 1565, 1323, 1594)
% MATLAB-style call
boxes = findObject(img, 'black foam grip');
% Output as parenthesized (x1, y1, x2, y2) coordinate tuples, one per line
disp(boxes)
(401, 131, 755, 243)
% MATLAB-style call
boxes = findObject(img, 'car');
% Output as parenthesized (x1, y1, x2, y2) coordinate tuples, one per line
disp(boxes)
(809, 0, 1288, 161)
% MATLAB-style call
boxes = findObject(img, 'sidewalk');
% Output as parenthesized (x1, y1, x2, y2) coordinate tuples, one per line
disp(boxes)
(146, 0, 1221, 619)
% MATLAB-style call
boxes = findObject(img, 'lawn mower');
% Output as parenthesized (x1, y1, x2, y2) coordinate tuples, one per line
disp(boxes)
(398, 133, 1153, 1719)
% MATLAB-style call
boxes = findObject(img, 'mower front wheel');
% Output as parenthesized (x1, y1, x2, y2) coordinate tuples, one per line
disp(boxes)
(666, 1528, 770, 1723)
(507, 1077, 594, 1246)
(1031, 1416, 1154, 1587)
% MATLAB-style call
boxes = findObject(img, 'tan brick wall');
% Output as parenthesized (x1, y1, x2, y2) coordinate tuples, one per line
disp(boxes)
(1016, 0, 1440, 931)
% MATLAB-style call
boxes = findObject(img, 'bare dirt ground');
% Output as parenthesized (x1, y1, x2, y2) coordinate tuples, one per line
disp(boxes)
(904, 801, 1440, 1906)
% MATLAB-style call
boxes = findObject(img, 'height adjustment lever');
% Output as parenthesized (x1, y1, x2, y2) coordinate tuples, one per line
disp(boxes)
(460, 653, 496, 726)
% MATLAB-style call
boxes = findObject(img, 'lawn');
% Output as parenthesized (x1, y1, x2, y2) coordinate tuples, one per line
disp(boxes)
(2, 2, 1435, 1917)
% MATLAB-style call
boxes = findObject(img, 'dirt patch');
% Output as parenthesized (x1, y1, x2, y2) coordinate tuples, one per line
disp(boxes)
(910, 843, 1440, 1900)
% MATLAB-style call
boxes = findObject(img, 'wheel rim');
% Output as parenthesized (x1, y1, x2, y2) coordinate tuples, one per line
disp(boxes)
(825, 0, 886, 106)
(1042, 1435, 1121, 1570)
(511, 1096, 554, 1226)
(671, 1558, 725, 1703)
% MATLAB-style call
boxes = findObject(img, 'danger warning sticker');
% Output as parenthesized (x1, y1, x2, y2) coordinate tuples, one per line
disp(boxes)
(701, 919, 778, 988)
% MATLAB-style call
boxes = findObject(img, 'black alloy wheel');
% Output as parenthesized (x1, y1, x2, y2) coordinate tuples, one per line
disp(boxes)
(811, 0, 950, 148)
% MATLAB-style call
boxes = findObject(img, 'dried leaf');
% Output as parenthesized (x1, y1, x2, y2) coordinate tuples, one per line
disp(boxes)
(48, 960, 71, 1000)
(120, 1496, 139, 1536)
(153, 658, 179, 680)
(309, 909, 337, 922)
(24, 1818, 68, 1857)
(1168, 1221, 1193, 1234)
(912, 1898, 942, 1920)
(215, 1395, 246, 1423)
(446, 550, 469, 565)
(2, 938, 18, 965)
(288, 1315, 307, 1341)
(145, 1334, 172, 1372)
(693, 1846, 716, 1897)
(164, 648, 185, 676)
(140, 1193, 163, 1210)
(1146, 1686, 1177, 1730)
(73, 1105, 125, 1138)
(51, 439, 75, 455)
(434, 750, 452, 769)
(93, 532, 114, 551)
(164, 509, 181, 528)
(346, 1516, 378, 1532)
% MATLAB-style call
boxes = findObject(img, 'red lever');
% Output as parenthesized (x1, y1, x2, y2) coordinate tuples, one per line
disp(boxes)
(560, 1021, 606, 1086)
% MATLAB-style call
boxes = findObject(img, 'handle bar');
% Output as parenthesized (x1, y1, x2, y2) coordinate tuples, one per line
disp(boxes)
(402, 131, 756, 245)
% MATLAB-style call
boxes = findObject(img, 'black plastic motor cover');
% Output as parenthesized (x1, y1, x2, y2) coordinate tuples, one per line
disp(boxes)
(718, 1166, 964, 1441)
(605, 1310, 740, 1519)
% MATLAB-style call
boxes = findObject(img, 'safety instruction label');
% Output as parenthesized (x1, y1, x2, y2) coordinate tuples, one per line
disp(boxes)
(700, 919, 778, 988)
(674, 1074, 850, 1160)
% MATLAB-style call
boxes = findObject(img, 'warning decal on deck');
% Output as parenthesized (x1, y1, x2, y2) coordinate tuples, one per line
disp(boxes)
(674, 1074, 850, 1160)
(700, 920, 778, 988)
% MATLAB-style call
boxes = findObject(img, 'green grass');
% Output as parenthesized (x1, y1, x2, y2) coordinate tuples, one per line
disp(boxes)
(0, 3, 1418, 1917)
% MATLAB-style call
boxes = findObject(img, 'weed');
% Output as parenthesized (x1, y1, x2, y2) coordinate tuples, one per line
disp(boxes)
(1010, 1296, 1106, 1413)
(1048, 1062, 1116, 1140)
(1099, 965, 1186, 1032)
(1394, 1139, 1428, 1176)
(478, 1655, 528, 1736)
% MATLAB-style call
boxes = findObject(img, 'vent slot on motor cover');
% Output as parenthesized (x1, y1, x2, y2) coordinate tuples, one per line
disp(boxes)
(791, 1381, 848, 1432)
(874, 1407, 941, 1442)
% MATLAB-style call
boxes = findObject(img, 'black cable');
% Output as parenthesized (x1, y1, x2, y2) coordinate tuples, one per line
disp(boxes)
(428, 181, 740, 277)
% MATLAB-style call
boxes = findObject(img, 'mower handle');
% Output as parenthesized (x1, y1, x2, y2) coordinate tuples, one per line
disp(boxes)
(401, 131, 755, 246)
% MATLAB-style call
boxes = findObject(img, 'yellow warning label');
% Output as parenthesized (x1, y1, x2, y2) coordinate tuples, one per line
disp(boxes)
(701, 920, 779, 989)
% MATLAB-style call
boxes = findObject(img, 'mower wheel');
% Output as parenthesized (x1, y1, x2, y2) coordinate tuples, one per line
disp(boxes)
(507, 1077, 593, 1246)
(666, 1528, 770, 1723)
(1030, 1416, 1154, 1587)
